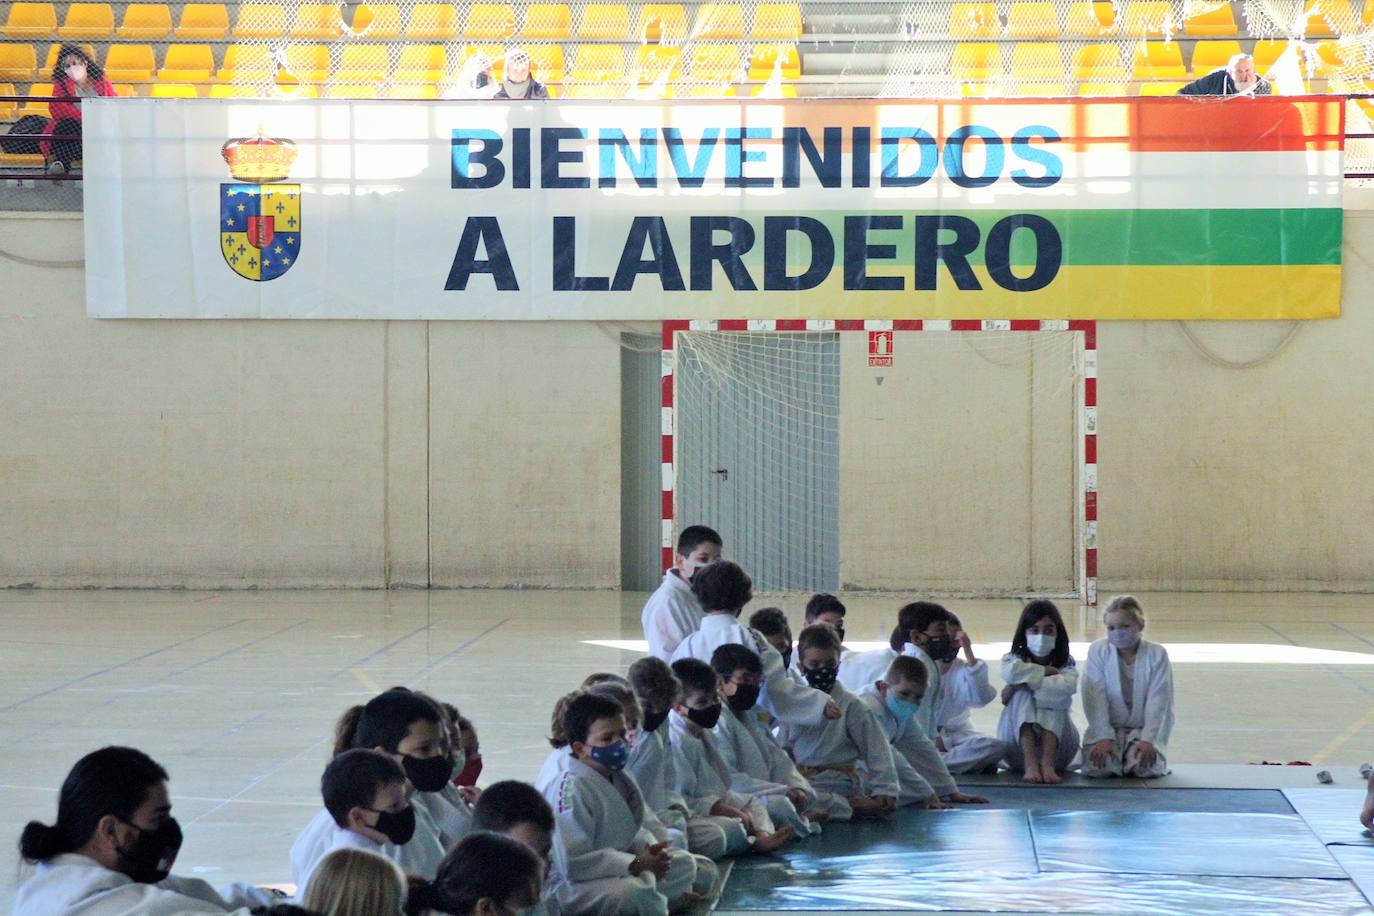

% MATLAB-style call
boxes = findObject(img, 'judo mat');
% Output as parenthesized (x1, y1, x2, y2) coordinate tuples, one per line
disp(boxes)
(712, 787, 1374, 913)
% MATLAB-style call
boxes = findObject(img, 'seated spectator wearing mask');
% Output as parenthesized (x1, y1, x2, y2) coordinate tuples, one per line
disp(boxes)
(41, 44, 116, 176)
(494, 49, 549, 99)
(1178, 52, 1271, 97)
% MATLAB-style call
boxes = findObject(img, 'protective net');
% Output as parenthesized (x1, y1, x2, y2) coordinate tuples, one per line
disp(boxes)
(671, 328, 1084, 596)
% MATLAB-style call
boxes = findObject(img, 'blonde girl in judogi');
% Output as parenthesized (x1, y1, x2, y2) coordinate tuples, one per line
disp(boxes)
(998, 599, 1081, 784)
(1081, 595, 1175, 779)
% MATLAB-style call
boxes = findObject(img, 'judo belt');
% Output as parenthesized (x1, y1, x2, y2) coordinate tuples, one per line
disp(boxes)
(797, 763, 858, 778)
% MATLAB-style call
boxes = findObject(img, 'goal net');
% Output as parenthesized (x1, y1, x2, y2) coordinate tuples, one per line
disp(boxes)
(663, 319, 1098, 604)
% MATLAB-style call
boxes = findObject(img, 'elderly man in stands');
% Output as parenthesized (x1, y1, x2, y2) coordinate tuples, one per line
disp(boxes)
(1178, 52, 1272, 96)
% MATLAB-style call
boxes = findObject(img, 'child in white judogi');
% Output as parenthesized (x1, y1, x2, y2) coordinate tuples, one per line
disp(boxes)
(641, 525, 722, 660)
(775, 624, 900, 819)
(838, 602, 950, 744)
(998, 600, 1082, 783)
(672, 562, 838, 727)
(544, 692, 699, 915)
(933, 613, 1005, 775)
(1081, 596, 1174, 779)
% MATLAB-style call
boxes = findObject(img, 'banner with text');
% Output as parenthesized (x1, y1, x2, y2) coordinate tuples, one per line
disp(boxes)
(83, 97, 1344, 320)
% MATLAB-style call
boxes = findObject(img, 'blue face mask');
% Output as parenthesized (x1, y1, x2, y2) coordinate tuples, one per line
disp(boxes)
(885, 694, 920, 727)
(586, 739, 629, 772)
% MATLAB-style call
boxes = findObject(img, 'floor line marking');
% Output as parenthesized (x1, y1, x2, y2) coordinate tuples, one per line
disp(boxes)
(1312, 706, 1374, 764)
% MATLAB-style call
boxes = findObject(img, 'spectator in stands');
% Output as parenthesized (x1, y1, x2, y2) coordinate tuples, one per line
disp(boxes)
(1178, 52, 1271, 97)
(41, 44, 116, 177)
(493, 49, 549, 100)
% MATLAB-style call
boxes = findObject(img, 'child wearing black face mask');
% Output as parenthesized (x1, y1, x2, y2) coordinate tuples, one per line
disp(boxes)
(932, 613, 1005, 775)
(15, 746, 279, 915)
(297, 750, 419, 889)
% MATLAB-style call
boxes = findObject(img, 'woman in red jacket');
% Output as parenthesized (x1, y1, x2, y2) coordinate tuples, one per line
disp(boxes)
(41, 44, 115, 176)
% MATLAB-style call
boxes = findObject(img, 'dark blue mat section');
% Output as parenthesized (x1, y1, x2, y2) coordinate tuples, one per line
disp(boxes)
(978, 786, 1293, 814)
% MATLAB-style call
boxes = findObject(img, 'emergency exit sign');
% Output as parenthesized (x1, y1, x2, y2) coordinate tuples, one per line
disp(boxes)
(868, 330, 894, 367)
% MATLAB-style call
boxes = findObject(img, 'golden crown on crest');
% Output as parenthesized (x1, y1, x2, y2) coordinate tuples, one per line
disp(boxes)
(221, 130, 297, 183)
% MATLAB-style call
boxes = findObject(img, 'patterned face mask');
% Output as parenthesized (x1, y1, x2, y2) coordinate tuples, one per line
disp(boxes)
(802, 665, 839, 693)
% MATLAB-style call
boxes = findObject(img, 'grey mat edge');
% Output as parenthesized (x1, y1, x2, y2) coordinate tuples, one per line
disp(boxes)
(961, 763, 1371, 791)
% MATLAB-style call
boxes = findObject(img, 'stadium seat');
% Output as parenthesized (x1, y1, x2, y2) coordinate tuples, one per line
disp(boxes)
(693, 3, 746, 38)
(1072, 43, 1124, 79)
(1301, 0, 1351, 36)
(1138, 80, 1186, 94)
(752, 3, 802, 38)
(325, 83, 378, 97)
(523, 3, 572, 37)
(387, 83, 439, 98)
(633, 45, 681, 82)
(232, 3, 288, 39)
(0, 83, 17, 120)
(1365, 0, 1373, 26)
(333, 45, 390, 83)
(1006, 2, 1061, 37)
(459, 42, 505, 78)
(104, 44, 157, 82)
(394, 44, 449, 82)
(43, 43, 96, 74)
(1132, 40, 1186, 78)
(405, 4, 461, 39)
(174, 4, 229, 39)
(747, 43, 799, 79)
(291, 4, 344, 38)
(566, 83, 620, 97)
(465, 3, 516, 37)
(1066, 0, 1117, 34)
(1252, 38, 1289, 73)
(348, 4, 401, 38)
(952, 42, 1003, 80)
(949, 2, 1000, 37)
(1190, 38, 1242, 74)
(1121, 1, 1176, 36)
(158, 44, 215, 82)
(571, 44, 626, 79)
(208, 82, 258, 97)
(691, 43, 742, 80)
(283, 44, 330, 82)
(526, 44, 565, 81)
(217, 45, 275, 82)
(637, 4, 687, 42)
(59, 4, 115, 38)
(17, 84, 51, 117)
(1306, 39, 1350, 76)
(151, 83, 199, 97)
(2, 4, 57, 37)
(1181, 2, 1237, 35)
(117, 4, 171, 38)
(1010, 42, 1065, 79)
(578, 3, 631, 38)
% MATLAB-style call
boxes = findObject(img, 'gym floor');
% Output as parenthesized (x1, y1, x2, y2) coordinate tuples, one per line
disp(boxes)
(2, 589, 1372, 909)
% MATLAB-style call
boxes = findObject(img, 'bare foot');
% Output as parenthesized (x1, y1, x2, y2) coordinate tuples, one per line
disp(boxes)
(848, 796, 886, 818)
(751, 826, 796, 853)
(1042, 769, 1064, 785)
(1024, 764, 1046, 784)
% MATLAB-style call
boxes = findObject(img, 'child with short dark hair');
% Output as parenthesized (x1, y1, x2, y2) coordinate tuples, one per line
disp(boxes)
(472, 780, 554, 865)
(999, 599, 1081, 784)
(933, 613, 1006, 774)
(301, 750, 418, 887)
(641, 525, 723, 660)
(776, 625, 899, 819)
(406, 832, 544, 916)
(748, 607, 792, 667)
(804, 594, 848, 648)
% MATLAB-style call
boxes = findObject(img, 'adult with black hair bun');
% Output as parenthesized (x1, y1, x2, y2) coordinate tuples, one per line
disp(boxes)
(14, 746, 281, 914)
(40, 43, 116, 177)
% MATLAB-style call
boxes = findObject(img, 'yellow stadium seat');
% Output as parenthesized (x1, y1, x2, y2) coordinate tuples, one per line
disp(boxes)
(109, 83, 144, 97)
(1306, 39, 1350, 76)
(526, 44, 565, 80)
(1010, 42, 1064, 79)
(465, 3, 515, 37)
(1077, 80, 1125, 95)
(387, 83, 439, 98)
(1015, 80, 1067, 95)
(949, 2, 1000, 37)
(681, 83, 734, 96)
(405, 4, 460, 38)
(117, 4, 171, 38)
(1073, 43, 1123, 78)
(0, 82, 17, 119)
(217, 44, 275, 81)
(524, 3, 572, 37)
(748, 43, 799, 79)
(1190, 38, 1242, 74)
(633, 45, 681, 82)
(394, 44, 449, 82)
(692, 3, 746, 38)
(952, 42, 1003, 80)
(571, 44, 626, 78)
(1121, 1, 1175, 36)
(691, 43, 742, 80)
(566, 83, 620, 97)
(1365, 0, 1373, 26)
(637, 4, 687, 42)
(349, 4, 401, 38)
(458, 42, 505, 78)
(151, 83, 199, 97)
(1138, 80, 1186, 94)
(291, 4, 343, 37)
(59, 4, 115, 38)
(1252, 38, 1289, 73)
(283, 44, 330, 82)
(232, 3, 287, 38)
(1066, 0, 1116, 34)
(333, 44, 390, 83)
(325, 83, 378, 97)
(209, 82, 258, 97)
(1181, 2, 1237, 35)
(158, 44, 215, 81)
(753, 3, 802, 38)
(1132, 40, 1186, 78)
(578, 3, 630, 38)
(2, 4, 57, 37)
(174, 4, 229, 38)
(18, 84, 51, 118)
(1302, 0, 1351, 36)
(43, 43, 96, 73)
(0, 46, 37, 82)
(1006, 2, 1060, 36)
(103, 44, 156, 82)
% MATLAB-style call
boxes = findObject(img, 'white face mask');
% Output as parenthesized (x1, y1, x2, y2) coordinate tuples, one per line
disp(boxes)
(66, 64, 87, 81)
(1026, 633, 1056, 658)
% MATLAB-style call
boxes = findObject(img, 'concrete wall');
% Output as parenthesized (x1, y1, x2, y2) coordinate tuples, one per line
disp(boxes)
(3, 209, 1373, 591)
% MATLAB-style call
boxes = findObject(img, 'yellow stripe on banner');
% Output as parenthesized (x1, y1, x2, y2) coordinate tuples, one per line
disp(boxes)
(678, 265, 1342, 321)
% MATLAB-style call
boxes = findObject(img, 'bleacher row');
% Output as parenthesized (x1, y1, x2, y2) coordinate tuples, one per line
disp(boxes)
(0, 0, 1371, 114)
